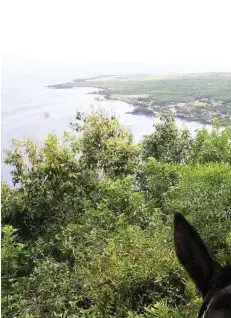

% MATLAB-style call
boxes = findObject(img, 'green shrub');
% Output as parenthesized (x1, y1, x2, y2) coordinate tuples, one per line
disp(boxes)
(1, 112, 230, 317)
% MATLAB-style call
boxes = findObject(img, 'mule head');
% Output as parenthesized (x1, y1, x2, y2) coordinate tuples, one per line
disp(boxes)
(174, 213, 231, 317)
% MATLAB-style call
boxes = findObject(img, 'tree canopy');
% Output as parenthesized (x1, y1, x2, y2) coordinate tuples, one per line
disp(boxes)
(2, 111, 231, 317)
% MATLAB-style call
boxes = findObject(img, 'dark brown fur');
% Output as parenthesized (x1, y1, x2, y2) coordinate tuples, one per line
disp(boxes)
(174, 213, 231, 317)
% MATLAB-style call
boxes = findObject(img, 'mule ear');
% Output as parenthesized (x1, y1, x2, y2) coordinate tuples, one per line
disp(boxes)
(174, 213, 217, 297)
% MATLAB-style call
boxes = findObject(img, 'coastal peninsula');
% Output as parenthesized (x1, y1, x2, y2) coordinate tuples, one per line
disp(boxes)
(48, 73, 231, 125)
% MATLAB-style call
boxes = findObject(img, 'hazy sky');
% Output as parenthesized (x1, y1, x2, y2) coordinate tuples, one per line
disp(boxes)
(2, 0, 231, 67)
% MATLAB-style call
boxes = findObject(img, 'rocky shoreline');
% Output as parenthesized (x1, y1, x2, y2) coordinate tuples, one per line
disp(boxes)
(47, 74, 231, 126)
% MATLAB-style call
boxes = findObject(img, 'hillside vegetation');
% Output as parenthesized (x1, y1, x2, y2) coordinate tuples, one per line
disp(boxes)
(49, 73, 231, 125)
(2, 111, 231, 317)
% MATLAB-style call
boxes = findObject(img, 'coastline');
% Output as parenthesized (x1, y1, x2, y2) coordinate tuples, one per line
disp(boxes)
(47, 74, 231, 126)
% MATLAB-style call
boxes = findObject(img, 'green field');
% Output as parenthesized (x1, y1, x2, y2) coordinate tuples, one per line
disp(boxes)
(49, 73, 231, 125)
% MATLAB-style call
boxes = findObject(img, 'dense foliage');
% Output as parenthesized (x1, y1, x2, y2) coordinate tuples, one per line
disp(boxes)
(2, 111, 231, 317)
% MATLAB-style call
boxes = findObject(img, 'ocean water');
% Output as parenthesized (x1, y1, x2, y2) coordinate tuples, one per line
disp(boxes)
(1, 60, 210, 183)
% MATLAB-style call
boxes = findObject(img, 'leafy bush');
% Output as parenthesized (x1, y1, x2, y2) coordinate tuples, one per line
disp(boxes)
(1, 112, 230, 317)
(189, 121, 231, 165)
(142, 116, 192, 164)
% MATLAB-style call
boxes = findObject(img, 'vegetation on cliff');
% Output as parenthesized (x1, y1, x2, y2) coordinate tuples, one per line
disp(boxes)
(2, 111, 231, 317)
